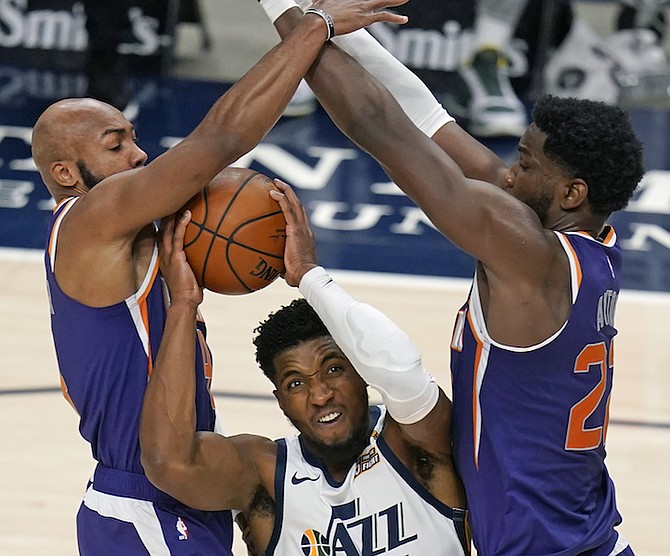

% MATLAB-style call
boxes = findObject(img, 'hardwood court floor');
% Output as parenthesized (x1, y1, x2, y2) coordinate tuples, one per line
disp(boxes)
(1, 251, 668, 555)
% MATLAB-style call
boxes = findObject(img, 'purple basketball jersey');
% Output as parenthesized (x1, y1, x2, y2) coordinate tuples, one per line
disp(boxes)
(450, 228, 628, 555)
(45, 197, 233, 554)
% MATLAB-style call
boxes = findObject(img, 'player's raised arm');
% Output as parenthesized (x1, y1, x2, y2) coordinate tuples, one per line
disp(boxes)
(328, 27, 508, 185)
(139, 212, 274, 511)
(263, 0, 507, 186)
(272, 181, 462, 506)
(266, 7, 550, 284)
(31, 0, 410, 308)
(273, 181, 439, 428)
(31, 0, 410, 241)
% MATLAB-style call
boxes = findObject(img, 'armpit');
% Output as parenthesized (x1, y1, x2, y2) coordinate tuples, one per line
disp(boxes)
(248, 483, 275, 518)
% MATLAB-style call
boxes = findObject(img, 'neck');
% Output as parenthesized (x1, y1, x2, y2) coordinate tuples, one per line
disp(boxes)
(549, 211, 607, 239)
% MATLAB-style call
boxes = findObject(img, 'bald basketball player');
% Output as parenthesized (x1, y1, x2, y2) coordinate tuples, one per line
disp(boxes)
(31, 1, 407, 553)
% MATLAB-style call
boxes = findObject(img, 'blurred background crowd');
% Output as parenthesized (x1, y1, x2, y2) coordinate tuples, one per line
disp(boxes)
(2, 0, 669, 138)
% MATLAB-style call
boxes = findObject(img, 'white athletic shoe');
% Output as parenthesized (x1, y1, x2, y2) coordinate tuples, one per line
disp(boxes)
(544, 20, 670, 107)
(459, 49, 528, 138)
(543, 20, 622, 105)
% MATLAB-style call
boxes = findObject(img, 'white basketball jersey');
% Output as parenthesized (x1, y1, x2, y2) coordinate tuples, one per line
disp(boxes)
(265, 406, 468, 555)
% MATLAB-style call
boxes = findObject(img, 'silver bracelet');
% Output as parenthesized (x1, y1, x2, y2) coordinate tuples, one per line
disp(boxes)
(304, 7, 335, 41)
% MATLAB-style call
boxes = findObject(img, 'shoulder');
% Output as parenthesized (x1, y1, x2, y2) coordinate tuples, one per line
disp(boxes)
(231, 434, 279, 459)
(230, 434, 280, 485)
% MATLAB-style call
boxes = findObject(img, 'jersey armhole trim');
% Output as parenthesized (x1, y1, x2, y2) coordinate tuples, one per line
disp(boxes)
(48, 197, 78, 270)
(265, 438, 287, 555)
(554, 231, 582, 304)
(468, 242, 577, 353)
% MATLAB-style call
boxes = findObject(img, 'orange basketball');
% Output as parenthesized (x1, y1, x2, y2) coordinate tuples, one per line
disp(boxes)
(181, 167, 286, 295)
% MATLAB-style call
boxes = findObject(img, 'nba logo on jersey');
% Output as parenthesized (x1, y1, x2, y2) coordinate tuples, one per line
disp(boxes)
(176, 517, 189, 541)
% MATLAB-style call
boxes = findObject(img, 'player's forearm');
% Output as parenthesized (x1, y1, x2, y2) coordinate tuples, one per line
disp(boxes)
(269, 4, 507, 184)
(310, 43, 506, 187)
(138, 17, 330, 214)
(272, 12, 436, 179)
(116, 15, 333, 233)
(140, 300, 199, 479)
(271, 4, 451, 135)
(299, 267, 438, 424)
(193, 17, 327, 157)
(136, 0, 408, 225)
(191, 0, 407, 177)
(274, 8, 392, 145)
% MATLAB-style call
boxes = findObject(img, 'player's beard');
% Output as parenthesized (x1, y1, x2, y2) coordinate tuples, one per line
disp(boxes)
(76, 160, 105, 190)
(298, 391, 372, 469)
(526, 182, 554, 226)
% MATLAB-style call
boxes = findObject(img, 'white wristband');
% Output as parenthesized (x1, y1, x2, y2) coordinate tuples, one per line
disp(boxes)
(259, 0, 298, 23)
(299, 267, 439, 424)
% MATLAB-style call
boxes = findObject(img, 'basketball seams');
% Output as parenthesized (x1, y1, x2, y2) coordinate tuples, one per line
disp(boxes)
(219, 172, 270, 293)
(227, 212, 286, 293)
(202, 172, 259, 291)
(227, 210, 286, 255)
(182, 187, 210, 249)
(181, 168, 286, 295)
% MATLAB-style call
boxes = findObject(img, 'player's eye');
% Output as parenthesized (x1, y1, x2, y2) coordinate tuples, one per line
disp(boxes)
(516, 157, 530, 172)
(287, 379, 304, 389)
(110, 145, 122, 152)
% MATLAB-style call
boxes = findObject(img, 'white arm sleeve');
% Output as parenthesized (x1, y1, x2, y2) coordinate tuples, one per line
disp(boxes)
(299, 266, 439, 424)
(330, 29, 455, 137)
(258, 0, 454, 138)
(258, 0, 296, 24)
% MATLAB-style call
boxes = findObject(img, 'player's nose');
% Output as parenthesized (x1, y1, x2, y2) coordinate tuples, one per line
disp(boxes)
(309, 377, 334, 405)
(131, 144, 148, 168)
(503, 166, 516, 188)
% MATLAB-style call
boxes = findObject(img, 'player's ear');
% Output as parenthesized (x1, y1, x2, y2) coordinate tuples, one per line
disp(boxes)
(273, 389, 283, 410)
(50, 160, 79, 188)
(561, 178, 588, 210)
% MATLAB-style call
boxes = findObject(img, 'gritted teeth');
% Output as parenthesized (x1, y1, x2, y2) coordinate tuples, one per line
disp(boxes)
(318, 412, 341, 423)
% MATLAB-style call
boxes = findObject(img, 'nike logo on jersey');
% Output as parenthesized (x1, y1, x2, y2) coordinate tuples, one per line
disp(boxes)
(291, 472, 319, 484)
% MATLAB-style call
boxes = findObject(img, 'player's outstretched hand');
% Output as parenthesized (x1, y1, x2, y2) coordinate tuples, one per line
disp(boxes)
(309, 0, 408, 38)
(269, 180, 318, 287)
(158, 212, 203, 308)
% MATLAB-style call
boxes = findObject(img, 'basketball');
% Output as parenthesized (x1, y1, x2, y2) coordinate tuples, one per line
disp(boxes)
(181, 167, 287, 295)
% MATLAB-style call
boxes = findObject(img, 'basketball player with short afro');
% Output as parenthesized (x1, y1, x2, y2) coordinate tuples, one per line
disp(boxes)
(140, 187, 471, 555)
(531, 96, 643, 216)
(258, 1, 644, 554)
(253, 298, 329, 385)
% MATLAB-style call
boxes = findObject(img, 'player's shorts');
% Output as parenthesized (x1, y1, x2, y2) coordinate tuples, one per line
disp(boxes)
(77, 464, 233, 555)
(609, 532, 634, 556)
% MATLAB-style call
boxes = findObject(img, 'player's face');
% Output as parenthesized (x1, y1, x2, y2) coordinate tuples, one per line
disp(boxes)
(273, 337, 370, 462)
(70, 106, 147, 189)
(504, 124, 566, 227)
